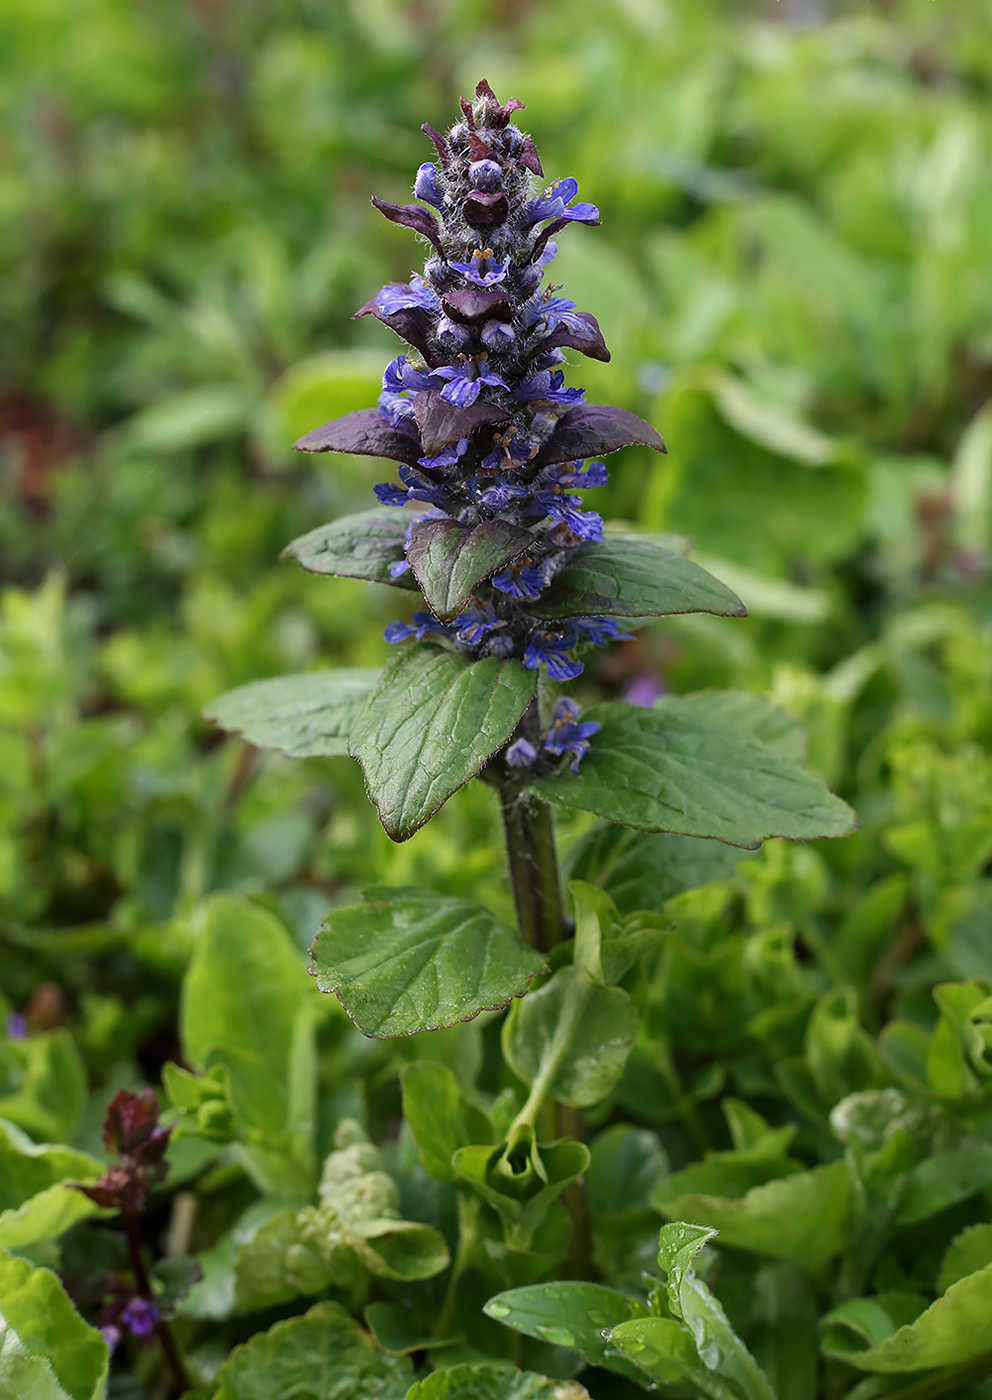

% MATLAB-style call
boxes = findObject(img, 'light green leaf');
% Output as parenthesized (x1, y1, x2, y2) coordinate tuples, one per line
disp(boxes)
(405, 1364, 590, 1400)
(608, 1316, 738, 1399)
(938, 1224, 992, 1293)
(537, 539, 746, 621)
(126, 384, 253, 452)
(407, 518, 534, 621)
(214, 1300, 411, 1400)
(270, 350, 385, 448)
(0, 1250, 108, 1400)
(400, 1061, 491, 1182)
(820, 1266, 992, 1372)
(349, 645, 536, 841)
(502, 966, 639, 1109)
(181, 895, 315, 1188)
(530, 694, 856, 848)
(896, 1148, 992, 1227)
(0, 1121, 102, 1250)
(312, 886, 545, 1038)
(654, 1161, 849, 1267)
(452, 1126, 588, 1251)
(711, 373, 836, 466)
(283, 510, 417, 589)
(484, 1282, 649, 1382)
(0, 1032, 86, 1145)
(204, 668, 380, 758)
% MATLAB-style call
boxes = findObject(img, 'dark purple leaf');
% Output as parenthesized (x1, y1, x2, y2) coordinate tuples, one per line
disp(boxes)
(442, 287, 514, 324)
(294, 408, 422, 466)
(371, 198, 445, 259)
(421, 123, 451, 168)
(413, 390, 511, 457)
(459, 95, 476, 130)
(354, 296, 444, 367)
(533, 404, 667, 468)
(518, 135, 544, 177)
(463, 192, 509, 229)
(530, 311, 611, 364)
(408, 517, 534, 620)
(469, 132, 497, 162)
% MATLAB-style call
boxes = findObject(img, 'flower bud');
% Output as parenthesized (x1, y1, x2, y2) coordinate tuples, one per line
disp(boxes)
(469, 159, 503, 191)
(436, 316, 471, 351)
(481, 319, 516, 350)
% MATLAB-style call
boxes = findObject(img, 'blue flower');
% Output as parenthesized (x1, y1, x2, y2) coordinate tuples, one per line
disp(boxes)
(432, 355, 508, 408)
(389, 559, 411, 578)
(523, 177, 599, 227)
(492, 559, 549, 599)
(482, 431, 538, 469)
(515, 369, 585, 406)
(542, 697, 600, 773)
(523, 630, 583, 681)
(384, 612, 451, 643)
(453, 603, 505, 646)
(379, 355, 434, 423)
(574, 616, 635, 645)
(122, 1298, 160, 1340)
(374, 276, 440, 315)
(374, 482, 410, 506)
(449, 248, 508, 287)
(481, 320, 516, 351)
(530, 489, 604, 540)
(397, 465, 452, 508)
(414, 162, 444, 208)
(538, 294, 590, 334)
(419, 437, 469, 469)
(506, 737, 538, 767)
(478, 480, 529, 511)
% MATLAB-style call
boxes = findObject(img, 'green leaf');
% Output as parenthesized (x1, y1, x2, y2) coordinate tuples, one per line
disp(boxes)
(938, 1224, 992, 1293)
(819, 1266, 992, 1371)
(502, 966, 639, 1108)
(537, 538, 746, 621)
(312, 886, 545, 1038)
(452, 1125, 589, 1251)
(566, 823, 746, 915)
(484, 1282, 649, 1383)
(405, 1364, 590, 1400)
(0, 1031, 86, 1144)
(895, 1148, 992, 1226)
(204, 668, 380, 758)
(407, 518, 534, 621)
(364, 1302, 458, 1356)
(530, 694, 857, 848)
(349, 645, 536, 841)
(181, 895, 315, 1190)
(0, 1249, 109, 1400)
(0, 1121, 103, 1250)
(654, 1161, 849, 1267)
(608, 1316, 737, 1399)
(400, 1061, 491, 1182)
(214, 1300, 412, 1400)
(283, 509, 417, 588)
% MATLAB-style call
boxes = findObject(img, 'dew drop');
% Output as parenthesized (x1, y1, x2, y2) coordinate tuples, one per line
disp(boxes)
(487, 1302, 509, 1318)
(539, 1325, 575, 1347)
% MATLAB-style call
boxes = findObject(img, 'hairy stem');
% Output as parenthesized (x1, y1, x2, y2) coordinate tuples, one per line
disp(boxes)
(122, 1211, 190, 1397)
(499, 786, 567, 953)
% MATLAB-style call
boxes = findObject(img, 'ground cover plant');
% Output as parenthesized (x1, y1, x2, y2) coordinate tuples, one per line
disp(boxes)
(3, 2, 992, 1398)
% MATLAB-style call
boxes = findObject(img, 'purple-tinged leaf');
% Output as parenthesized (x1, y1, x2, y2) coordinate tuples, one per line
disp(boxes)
(371, 198, 445, 259)
(531, 311, 611, 364)
(469, 132, 497, 162)
(354, 297, 445, 367)
(294, 408, 422, 465)
(463, 192, 509, 229)
(421, 123, 451, 168)
(408, 518, 534, 620)
(534, 404, 666, 468)
(518, 135, 543, 177)
(413, 390, 511, 457)
(442, 287, 514, 324)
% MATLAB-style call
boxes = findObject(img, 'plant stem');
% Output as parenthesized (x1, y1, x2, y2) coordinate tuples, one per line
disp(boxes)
(122, 1211, 190, 1396)
(435, 1195, 479, 1340)
(499, 786, 567, 953)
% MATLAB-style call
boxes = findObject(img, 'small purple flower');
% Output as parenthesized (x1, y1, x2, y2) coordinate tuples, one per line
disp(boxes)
(523, 176, 599, 227)
(432, 355, 508, 408)
(469, 159, 503, 191)
(506, 737, 538, 767)
(374, 276, 440, 315)
(481, 320, 516, 351)
(101, 1325, 122, 1355)
(530, 490, 604, 541)
(379, 354, 434, 423)
(482, 433, 538, 470)
(478, 480, 529, 511)
(449, 248, 508, 287)
(623, 672, 664, 707)
(436, 315, 472, 352)
(538, 295, 590, 334)
(574, 616, 635, 645)
(122, 1297, 160, 1339)
(419, 437, 469, 469)
(5, 1011, 27, 1040)
(414, 162, 444, 208)
(543, 698, 600, 773)
(374, 482, 410, 507)
(515, 369, 585, 406)
(453, 603, 505, 646)
(523, 631, 584, 681)
(389, 559, 411, 578)
(384, 612, 451, 644)
(492, 560, 549, 599)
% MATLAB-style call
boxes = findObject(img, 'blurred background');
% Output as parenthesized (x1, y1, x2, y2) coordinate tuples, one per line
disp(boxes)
(3, 0, 992, 1040)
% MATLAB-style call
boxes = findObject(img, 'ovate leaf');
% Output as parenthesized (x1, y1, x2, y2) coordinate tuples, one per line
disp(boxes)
(502, 966, 639, 1108)
(204, 669, 380, 758)
(407, 518, 533, 621)
(312, 887, 545, 1037)
(283, 510, 416, 588)
(484, 1282, 649, 1382)
(214, 1300, 411, 1400)
(530, 694, 857, 848)
(0, 1121, 103, 1250)
(349, 646, 536, 841)
(400, 1061, 491, 1182)
(537, 539, 745, 621)
(0, 1249, 109, 1400)
(405, 1364, 589, 1400)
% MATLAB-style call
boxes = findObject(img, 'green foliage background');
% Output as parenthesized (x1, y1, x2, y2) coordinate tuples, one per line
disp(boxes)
(3, 1, 992, 1397)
